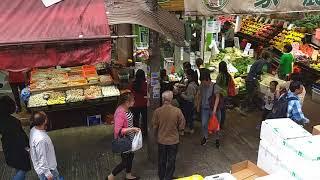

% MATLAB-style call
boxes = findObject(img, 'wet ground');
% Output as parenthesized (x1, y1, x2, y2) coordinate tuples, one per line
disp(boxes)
(0, 95, 319, 180)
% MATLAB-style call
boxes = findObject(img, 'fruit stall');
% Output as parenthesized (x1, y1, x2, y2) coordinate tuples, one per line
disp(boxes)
(236, 14, 320, 88)
(28, 65, 121, 130)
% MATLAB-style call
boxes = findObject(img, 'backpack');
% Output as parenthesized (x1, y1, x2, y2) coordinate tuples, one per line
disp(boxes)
(267, 93, 298, 119)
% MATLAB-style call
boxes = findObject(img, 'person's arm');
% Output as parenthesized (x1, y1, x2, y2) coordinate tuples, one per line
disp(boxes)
(213, 94, 220, 114)
(279, 55, 285, 65)
(35, 140, 53, 180)
(114, 111, 138, 137)
(294, 101, 309, 124)
(181, 84, 195, 102)
(178, 109, 186, 131)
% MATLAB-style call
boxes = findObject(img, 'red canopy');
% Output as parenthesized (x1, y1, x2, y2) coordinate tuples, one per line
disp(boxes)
(0, 0, 111, 71)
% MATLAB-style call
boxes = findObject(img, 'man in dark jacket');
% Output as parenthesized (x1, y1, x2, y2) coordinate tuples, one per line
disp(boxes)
(0, 95, 31, 180)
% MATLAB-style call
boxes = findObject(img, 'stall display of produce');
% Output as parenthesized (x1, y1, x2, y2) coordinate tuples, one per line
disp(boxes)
(102, 86, 121, 97)
(47, 91, 66, 105)
(240, 17, 264, 36)
(270, 29, 305, 51)
(84, 86, 102, 99)
(253, 23, 283, 42)
(66, 89, 85, 103)
(28, 93, 49, 108)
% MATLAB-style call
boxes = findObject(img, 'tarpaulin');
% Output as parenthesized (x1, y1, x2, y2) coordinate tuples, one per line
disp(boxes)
(0, 0, 111, 71)
(185, 0, 320, 16)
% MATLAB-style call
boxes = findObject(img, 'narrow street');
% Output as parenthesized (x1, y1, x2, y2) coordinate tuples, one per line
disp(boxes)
(1, 95, 318, 180)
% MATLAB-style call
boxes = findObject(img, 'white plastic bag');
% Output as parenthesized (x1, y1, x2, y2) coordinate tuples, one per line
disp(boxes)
(131, 130, 143, 152)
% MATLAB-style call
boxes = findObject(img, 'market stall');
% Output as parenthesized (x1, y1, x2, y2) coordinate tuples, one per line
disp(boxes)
(27, 65, 120, 130)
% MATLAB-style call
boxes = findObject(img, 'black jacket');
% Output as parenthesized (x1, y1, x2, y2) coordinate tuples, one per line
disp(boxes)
(0, 115, 31, 171)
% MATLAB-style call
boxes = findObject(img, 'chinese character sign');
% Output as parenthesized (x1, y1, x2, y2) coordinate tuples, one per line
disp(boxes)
(185, 0, 320, 16)
(254, 0, 280, 8)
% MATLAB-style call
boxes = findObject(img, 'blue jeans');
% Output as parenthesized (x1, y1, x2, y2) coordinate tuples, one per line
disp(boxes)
(201, 108, 221, 139)
(38, 169, 60, 180)
(13, 169, 27, 180)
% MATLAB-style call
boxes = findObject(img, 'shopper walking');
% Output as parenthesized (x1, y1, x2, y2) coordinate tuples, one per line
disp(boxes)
(0, 96, 31, 180)
(29, 111, 60, 180)
(196, 69, 222, 146)
(181, 69, 199, 134)
(216, 61, 231, 128)
(279, 44, 294, 81)
(108, 92, 140, 180)
(8, 71, 26, 113)
(287, 81, 310, 125)
(152, 91, 185, 180)
(245, 51, 272, 111)
(195, 58, 206, 85)
(129, 69, 148, 136)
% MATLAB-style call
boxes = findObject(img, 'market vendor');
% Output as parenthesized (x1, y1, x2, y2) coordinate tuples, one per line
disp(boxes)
(245, 51, 272, 111)
(8, 71, 27, 113)
(279, 44, 294, 81)
(222, 21, 235, 48)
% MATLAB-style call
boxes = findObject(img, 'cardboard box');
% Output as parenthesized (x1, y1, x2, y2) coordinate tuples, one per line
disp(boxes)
(231, 161, 268, 180)
(313, 125, 320, 135)
(260, 118, 311, 148)
(257, 140, 281, 174)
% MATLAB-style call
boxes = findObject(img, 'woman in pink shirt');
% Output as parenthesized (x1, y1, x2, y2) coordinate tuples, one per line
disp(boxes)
(107, 92, 140, 180)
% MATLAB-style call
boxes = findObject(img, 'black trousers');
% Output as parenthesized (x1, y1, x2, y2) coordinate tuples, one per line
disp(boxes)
(112, 152, 134, 175)
(132, 107, 148, 136)
(245, 80, 259, 109)
(158, 144, 178, 180)
(9, 82, 25, 110)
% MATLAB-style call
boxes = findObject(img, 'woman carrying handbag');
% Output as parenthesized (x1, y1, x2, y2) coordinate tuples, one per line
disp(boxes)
(107, 91, 140, 180)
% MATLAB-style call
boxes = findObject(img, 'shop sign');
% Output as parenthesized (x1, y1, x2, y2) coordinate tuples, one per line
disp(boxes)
(185, 0, 320, 16)
(206, 19, 221, 33)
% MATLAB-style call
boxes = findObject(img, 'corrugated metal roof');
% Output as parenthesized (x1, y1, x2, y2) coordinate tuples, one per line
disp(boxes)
(106, 0, 186, 47)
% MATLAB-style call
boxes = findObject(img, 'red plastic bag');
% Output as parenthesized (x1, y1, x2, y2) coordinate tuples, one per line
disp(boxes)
(208, 115, 220, 134)
(228, 77, 236, 97)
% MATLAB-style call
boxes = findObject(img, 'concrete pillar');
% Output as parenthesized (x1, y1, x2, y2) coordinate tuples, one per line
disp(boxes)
(116, 24, 133, 64)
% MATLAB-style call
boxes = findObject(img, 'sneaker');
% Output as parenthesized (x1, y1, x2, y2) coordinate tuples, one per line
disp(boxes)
(201, 137, 207, 146)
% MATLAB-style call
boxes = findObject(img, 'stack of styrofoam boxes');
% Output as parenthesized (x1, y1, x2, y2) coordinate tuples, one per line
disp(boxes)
(257, 118, 312, 179)
(279, 135, 320, 179)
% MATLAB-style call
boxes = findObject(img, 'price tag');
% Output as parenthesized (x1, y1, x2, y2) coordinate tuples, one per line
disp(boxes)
(234, 37, 240, 49)
(222, 36, 225, 49)
(288, 24, 295, 30)
(249, 49, 254, 57)
(206, 20, 221, 33)
(283, 22, 289, 29)
(312, 50, 319, 61)
(243, 43, 252, 56)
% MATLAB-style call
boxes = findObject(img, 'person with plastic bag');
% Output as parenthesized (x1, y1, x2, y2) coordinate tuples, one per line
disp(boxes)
(216, 61, 234, 129)
(196, 69, 222, 147)
(153, 91, 185, 180)
(107, 92, 140, 180)
(0, 96, 31, 180)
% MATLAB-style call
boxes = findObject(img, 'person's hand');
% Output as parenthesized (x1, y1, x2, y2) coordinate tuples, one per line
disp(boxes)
(212, 110, 216, 115)
(46, 175, 53, 180)
(304, 118, 310, 124)
(132, 127, 140, 133)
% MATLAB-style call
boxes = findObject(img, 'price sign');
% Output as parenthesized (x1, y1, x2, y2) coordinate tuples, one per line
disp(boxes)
(206, 20, 221, 33)
(234, 37, 240, 49)
(243, 43, 252, 56)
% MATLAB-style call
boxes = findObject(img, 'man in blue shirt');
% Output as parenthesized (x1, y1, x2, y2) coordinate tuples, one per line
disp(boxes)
(287, 81, 309, 124)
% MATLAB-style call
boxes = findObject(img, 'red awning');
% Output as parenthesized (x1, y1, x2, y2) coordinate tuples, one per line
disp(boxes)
(0, 0, 111, 71)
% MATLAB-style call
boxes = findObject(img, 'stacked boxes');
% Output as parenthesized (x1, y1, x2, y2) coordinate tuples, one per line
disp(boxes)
(257, 118, 320, 179)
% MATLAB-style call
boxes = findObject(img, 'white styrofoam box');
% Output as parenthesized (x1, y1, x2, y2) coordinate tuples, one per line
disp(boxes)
(204, 173, 236, 180)
(260, 118, 311, 148)
(255, 173, 294, 180)
(284, 135, 320, 162)
(257, 140, 282, 174)
(279, 159, 320, 180)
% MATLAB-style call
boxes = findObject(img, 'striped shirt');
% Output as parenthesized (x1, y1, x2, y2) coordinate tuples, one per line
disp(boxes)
(126, 111, 135, 141)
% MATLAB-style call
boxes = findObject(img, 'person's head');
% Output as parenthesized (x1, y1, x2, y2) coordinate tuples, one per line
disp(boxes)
(0, 95, 16, 116)
(219, 61, 228, 74)
(290, 73, 302, 82)
(160, 69, 167, 79)
(200, 69, 211, 86)
(224, 21, 232, 29)
(134, 69, 146, 92)
(118, 91, 135, 108)
(31, 111, 48, 129)
(196, 58, 204, 68)
(270, 81, 279, 92)
(186, 69, 195, 82)
(289, 81, 304, 95)
(162, 91, 173, 104)
(183, 62, 191, 72)
(260, 50, 272, 62)
(283, 44, 293, 53)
